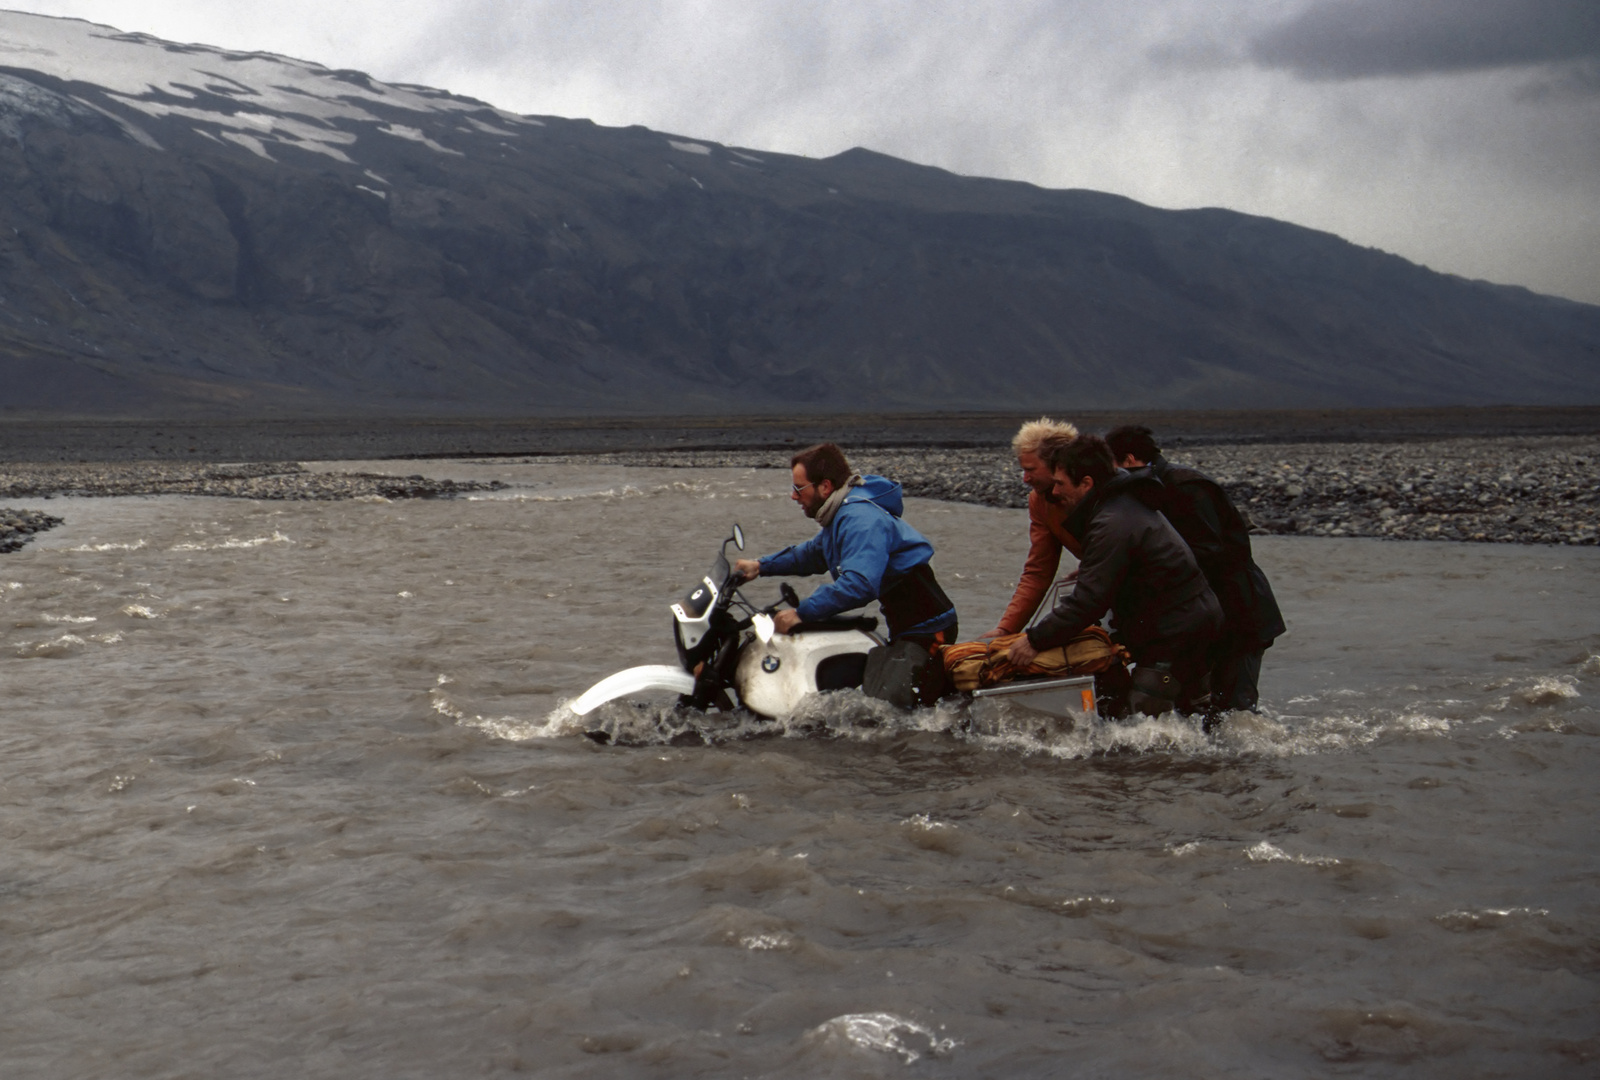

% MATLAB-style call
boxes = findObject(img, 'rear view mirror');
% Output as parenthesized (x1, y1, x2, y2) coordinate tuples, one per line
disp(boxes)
(732, 523, 745, 551)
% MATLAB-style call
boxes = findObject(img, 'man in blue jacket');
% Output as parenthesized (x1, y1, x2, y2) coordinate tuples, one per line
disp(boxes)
(734, 442, 958, 646)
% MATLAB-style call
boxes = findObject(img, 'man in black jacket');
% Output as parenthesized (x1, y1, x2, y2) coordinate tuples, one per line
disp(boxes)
(1007, 433, 1223, 717)
(1106, 425, 1285, 711)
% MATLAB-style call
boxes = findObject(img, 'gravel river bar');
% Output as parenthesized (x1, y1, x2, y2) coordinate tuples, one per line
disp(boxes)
(2, 407, 1597, 551)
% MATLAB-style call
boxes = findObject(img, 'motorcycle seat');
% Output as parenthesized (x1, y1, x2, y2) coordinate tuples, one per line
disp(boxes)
(794, 616, 878, 634)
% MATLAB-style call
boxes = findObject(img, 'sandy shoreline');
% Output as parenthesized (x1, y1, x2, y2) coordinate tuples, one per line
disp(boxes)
(2, 431, 1596, 551)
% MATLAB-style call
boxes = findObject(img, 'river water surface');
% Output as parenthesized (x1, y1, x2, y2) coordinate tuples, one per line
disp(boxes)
(3, 461, 1597, 1078)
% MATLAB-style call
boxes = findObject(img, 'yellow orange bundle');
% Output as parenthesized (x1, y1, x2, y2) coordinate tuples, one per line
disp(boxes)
(941, 627, 1127, 692)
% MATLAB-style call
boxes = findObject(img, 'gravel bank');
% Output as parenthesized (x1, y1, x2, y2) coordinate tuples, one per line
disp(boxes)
(0, 461, 503, 502)
(572, 434, 1600, 546)
(0, 508, 62, 553)
(1, 437, 1593, 550)
(0, 462, 502, 554)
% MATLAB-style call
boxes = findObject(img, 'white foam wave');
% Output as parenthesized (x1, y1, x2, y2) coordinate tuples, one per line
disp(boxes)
(43, 614, 96, 624)
(481, 479, 724, 503)
(431, 684, 572, 741)
(170, 531, 293, 552)
(901, 813, 956, 831)
(1394, 712, 1453, 733)
(738, 931, 795, 951)
(15, 633, 87, 658)
(1057, 895, 1120, 916)
(120, 605, 161, 619)
(65, 539, 147, 552)
(805, 1012, 958, 1065)
(1516, 676, 1580, 706)
(1245, 840, 1341, 867)
(461, 777, 536, 799)
(460, 714, 573, 741)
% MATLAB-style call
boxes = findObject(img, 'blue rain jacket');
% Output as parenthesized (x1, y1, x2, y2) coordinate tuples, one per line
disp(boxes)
(758, 475, 941, 624)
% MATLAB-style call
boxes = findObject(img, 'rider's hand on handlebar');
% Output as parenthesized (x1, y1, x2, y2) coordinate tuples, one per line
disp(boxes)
(773, 609, 801, 635)
(733, 558, 761, 582)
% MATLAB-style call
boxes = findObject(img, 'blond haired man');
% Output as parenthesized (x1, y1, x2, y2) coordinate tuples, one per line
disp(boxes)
(979, 418, 1085, 639)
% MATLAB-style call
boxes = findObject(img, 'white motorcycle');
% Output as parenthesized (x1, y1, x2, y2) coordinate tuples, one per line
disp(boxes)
(570, 524, 884, 723)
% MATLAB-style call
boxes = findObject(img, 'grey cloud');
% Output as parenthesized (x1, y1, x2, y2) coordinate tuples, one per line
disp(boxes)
(1249, 0, 1600, 81)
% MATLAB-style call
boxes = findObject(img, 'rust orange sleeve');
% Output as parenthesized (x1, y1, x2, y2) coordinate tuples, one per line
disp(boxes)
(997, 492, 1070, 634)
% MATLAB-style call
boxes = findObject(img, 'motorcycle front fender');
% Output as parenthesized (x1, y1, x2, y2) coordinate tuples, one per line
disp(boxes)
(570, 664, 698, 717)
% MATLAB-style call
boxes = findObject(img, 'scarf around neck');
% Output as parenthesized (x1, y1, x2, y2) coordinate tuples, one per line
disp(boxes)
(815, 474, 863, 528)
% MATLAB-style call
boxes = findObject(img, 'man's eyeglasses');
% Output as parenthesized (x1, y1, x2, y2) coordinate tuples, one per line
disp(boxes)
(791, 481, 816, 494)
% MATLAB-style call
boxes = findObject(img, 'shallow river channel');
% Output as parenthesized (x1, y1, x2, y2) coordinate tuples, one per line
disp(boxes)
(3, 461, 1597, 1078)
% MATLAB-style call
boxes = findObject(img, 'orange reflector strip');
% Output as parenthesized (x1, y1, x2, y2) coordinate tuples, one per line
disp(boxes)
(1081, 688, 1095, 712)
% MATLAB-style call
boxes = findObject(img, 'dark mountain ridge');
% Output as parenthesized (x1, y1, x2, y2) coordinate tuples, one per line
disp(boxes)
(0, 12, 1596, 416)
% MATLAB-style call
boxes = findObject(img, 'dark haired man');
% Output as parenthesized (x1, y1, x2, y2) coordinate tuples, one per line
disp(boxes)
(1007, 434, 1222, 717)
(1105, 425, 1284, 712)
(734, 442, 958, 645)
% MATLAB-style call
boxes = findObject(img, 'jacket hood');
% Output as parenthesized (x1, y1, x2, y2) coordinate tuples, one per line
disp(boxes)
(842, 474, 905, 518)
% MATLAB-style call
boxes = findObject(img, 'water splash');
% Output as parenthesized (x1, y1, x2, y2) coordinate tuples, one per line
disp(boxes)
(1245, 840, 1341, 867)
(432, 678, 573, 741)
(804, 1012, 958, 1064)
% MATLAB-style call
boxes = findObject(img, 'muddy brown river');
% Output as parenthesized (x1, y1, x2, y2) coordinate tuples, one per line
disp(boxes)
(3, 461, 1596, 1077)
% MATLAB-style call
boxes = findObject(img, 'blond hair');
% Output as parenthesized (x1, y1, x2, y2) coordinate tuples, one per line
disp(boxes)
(1011, 417, 1079, 457)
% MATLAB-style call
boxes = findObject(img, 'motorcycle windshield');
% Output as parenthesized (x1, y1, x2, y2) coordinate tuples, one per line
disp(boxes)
(710, 552, 730, 587)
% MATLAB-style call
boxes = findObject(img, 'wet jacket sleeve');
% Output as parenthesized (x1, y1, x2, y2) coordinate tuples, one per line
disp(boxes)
(997, 495, 1064, 634)
(758, 534, 828, 579)
(793, 504, 896, 621)
(1026, 505, 1130, 650)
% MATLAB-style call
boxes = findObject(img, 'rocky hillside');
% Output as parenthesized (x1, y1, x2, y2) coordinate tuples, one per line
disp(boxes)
(1, 12, 1597, 417)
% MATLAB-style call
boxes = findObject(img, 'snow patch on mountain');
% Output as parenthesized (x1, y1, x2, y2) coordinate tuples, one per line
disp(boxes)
(0, 11, 539, 161)
(378, 123, 463, 156)
(105, 94, 360, 162)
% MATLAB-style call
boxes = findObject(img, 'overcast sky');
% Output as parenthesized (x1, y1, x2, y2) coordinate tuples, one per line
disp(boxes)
(9, 0, 1598, 304)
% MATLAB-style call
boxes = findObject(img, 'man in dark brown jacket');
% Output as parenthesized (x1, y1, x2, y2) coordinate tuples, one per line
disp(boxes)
(1106, 425, 1285, 712)
(1007, 433, 1223, 717)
